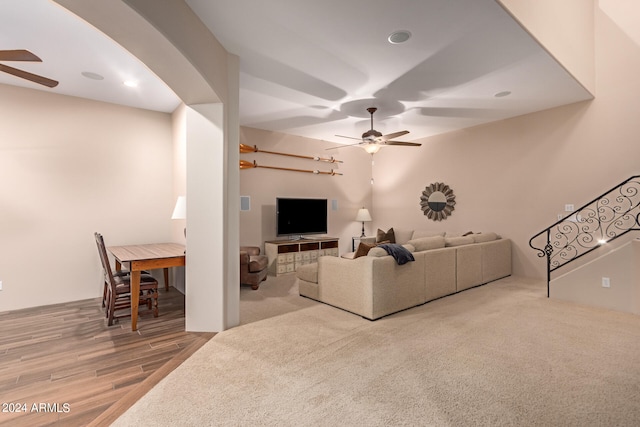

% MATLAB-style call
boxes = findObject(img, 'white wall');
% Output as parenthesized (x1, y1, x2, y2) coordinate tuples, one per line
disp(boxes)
(0, 84, 173, 311)
(185, 105, 226, 331)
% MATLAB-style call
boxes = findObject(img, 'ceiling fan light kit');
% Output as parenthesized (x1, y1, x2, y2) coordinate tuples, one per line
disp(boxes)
(363, 144, 381, 154)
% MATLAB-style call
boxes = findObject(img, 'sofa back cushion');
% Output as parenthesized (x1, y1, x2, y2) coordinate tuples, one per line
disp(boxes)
(444, 236, 475, 247)
(407, 235, 446, 252)
(472, 232, 498, 243)
(392, 228, 414, 245)
(412, 230, 446, 240)
(368, 244, 415, 257)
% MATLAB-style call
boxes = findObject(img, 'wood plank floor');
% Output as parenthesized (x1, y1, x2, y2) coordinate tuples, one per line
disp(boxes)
(0, 288, 214, 426)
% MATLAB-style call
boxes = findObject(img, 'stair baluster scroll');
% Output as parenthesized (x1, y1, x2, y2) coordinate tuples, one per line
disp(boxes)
(529, 176, 640, 297)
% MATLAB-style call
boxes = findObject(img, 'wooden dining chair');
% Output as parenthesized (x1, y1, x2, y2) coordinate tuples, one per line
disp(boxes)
(94, 232, 139, 307)
(93, 233, 152, 308)
(95, 232, 159, 326)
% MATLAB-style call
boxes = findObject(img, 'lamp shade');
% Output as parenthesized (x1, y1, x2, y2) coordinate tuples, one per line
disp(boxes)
(355, 208, 372, 222)
(171, 196, 186, 219)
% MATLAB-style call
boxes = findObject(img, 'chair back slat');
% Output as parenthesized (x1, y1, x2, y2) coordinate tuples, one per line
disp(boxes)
(94, 232, 116, 287)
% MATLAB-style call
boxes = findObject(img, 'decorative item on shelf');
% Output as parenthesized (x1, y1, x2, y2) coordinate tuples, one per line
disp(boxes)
(355, 207, 372, 237)
(420, 182, 455, 221)
(239, 160, 342, 176)
(239, 144, 342, 163)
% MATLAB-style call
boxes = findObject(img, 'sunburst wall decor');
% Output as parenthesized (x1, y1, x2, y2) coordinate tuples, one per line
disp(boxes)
(420, 182, 456, 221)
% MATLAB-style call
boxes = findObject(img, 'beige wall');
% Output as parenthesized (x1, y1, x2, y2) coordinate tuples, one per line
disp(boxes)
(239, 127, 373, 255)
(0, 84, 173, 311)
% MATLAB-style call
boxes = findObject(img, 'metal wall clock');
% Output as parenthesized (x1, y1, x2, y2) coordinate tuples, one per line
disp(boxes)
(420, 182, 456, 221)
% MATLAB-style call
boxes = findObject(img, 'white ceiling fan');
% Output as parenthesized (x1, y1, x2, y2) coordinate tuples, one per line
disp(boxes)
(329, 107, 421, 154)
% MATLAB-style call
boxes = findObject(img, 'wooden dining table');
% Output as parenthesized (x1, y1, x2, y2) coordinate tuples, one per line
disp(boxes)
(107, 242, 185, 331)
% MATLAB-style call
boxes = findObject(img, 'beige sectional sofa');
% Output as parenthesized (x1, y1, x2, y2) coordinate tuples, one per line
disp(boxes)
(296, 232, 511, 320)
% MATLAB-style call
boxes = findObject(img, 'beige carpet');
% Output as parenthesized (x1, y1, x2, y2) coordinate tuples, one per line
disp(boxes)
(113, 275, 640, 426)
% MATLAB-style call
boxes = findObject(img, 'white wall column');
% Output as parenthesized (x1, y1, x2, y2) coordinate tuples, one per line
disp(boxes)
(186, 104, 227, 331)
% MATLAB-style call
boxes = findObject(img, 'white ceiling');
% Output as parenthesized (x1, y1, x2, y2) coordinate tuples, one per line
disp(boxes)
(1, 0, 592, 144)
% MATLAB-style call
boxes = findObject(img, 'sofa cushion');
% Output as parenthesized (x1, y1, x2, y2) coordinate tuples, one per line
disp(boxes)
(296, 262, 318, 283)
(376, 228, 396, 243)
(368, 247, 387, 257)
(393, 228, 414, 245)
(445, 231, 474, 237)
(444, 236, 475, 247)
(407, 235, 446, 252)
(368, 244, 415, 257)
(412, 230, 446, 240)
(472, 232, 498, 243)
(354, 241, 376, 258)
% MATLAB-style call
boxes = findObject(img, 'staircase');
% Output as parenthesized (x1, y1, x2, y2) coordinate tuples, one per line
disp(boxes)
(529, 176, 640, 296)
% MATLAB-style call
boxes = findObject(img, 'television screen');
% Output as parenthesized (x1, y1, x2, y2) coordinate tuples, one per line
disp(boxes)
(276, 198, 328, 237)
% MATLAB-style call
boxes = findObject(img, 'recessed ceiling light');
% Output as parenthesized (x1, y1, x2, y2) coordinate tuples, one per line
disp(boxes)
(123, 80, 138, 88)
(388, 30, 412, 44)
(494, 90, 512, 98)
(81, 71, 104, 80)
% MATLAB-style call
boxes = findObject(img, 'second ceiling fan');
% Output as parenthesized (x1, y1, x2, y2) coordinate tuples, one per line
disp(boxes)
(330, 107, 421, 154)
(0, 49, 59, 88)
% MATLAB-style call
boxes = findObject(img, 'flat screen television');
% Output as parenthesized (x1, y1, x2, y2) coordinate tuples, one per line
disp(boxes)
(276, 197, 327, 237)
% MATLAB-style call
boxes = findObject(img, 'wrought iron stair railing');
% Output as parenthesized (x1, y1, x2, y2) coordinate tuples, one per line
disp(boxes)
(529, 175, 640, 297)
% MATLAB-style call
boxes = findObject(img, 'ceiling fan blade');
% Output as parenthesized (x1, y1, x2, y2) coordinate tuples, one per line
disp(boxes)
(385, 141, 422, 147)
(326, 141, 366, 150)
(379, 130, 409, 142)
(0, 64, 58, 88)
(0, 49, 42, 62)
(335, 134, 364, 141)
